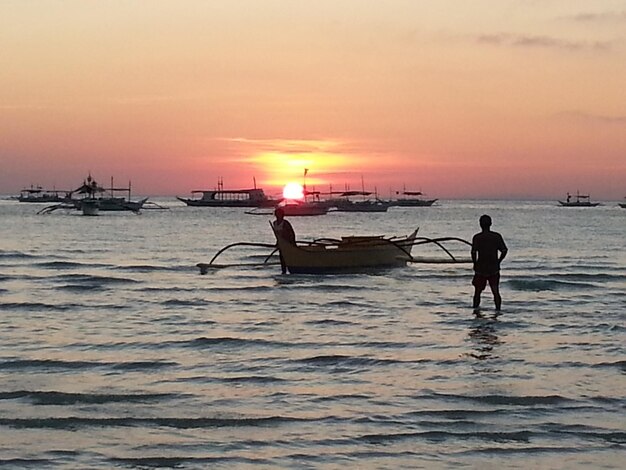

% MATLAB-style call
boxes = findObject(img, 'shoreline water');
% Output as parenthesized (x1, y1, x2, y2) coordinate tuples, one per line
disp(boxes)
(0, 199, 624, 468)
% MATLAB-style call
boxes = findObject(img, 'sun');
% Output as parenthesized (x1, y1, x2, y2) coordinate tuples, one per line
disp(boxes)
(283, 182, 304, 200)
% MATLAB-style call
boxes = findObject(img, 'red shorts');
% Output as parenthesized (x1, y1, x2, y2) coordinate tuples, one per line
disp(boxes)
(472, 272, 500, 291)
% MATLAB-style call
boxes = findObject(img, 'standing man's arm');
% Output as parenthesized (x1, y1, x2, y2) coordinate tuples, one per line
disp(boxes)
(471, 236, 478, 264)
(498, 234, 508, 263)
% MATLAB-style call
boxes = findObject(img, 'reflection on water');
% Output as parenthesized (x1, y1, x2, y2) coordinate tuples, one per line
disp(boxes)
(468, 311, 503, 361)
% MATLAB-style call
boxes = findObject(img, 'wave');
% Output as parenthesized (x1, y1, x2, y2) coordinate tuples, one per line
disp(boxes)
(0, 390, 179, 405)
(109, 456, 261, 467)
(295, 354, 409, 367)
(0, 415, 310, 430)
(507, 279, 599, 291)
(304, 318, 357, 326)
(113, 264, 189, 273)
(35, 261, 106, 270)
(544, 360, 626, 371)
(177, 336, 292, 349)
(54, 273, 140, 285)
(354, 423, 626, 448)
(0, 302, 78, 311)
(320, 300, 373, 308)
(218, 375, 287, 383)
(0, 251, 37, 259)
(0, 359, 177, 371)
(549, 272, 626, 282)
(161, 298, 218, 307)
(421, 392, 575, 406)
(357, 430, 533, 444)
(0, 458, 52, 467)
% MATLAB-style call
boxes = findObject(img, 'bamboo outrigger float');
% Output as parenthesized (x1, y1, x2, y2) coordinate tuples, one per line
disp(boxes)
(197, 227, 472, 275)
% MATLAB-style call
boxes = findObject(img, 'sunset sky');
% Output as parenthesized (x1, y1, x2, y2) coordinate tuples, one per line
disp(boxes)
(1, 0, 625, 199)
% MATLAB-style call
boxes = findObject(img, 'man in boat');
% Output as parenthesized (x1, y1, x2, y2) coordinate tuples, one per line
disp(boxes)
(471, 214, 508, 312)
(272, 207, 296, 274)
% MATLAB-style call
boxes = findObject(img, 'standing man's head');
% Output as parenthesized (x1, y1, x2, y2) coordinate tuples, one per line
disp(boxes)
(479, 214, 492, 230)
(274, 207, 285, 221)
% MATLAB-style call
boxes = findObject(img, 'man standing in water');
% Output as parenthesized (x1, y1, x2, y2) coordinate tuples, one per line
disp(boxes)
(272, 207, 296, 274)
(471, 214, 508, 311)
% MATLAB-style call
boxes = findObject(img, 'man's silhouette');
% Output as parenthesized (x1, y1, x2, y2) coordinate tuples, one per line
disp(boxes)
(471, 215, 508, 311)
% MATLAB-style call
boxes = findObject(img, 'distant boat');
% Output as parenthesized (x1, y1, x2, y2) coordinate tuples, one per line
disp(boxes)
(330, 191, 390, 212)
(177, 179, 276, 207)
(390, 190, 437, 207)
(281, 199, 330, 216)
(558, 191, 600, 207)
(17, 186, 71, 203)
(619, 198, 626, 209)
(38, 174, 148, 215)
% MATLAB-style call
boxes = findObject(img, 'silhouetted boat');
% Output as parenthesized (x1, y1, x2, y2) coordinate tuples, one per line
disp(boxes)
(331, 191, 390, 212)
(39, 174, 148, 215)
(390, 190, 437, 207)
(177, 178, 276, 207)
(619, 198, 626, 209)
(558, 191, 599, 207)
(281, 199, 330, 216)
(271, 227, 419, 273)
(17, 186, 71, 203)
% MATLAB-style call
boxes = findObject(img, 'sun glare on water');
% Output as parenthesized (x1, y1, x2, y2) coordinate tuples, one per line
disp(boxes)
(283, 182, 304, 200)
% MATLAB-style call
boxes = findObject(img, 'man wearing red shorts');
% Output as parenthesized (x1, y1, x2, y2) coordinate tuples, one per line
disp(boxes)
(471, 215, 508, 311)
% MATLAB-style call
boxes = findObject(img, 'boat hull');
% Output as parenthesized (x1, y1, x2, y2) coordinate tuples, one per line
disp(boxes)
(558, 201, 600, 207)
(281, 203, 329, 216)
(177, 197, 272, 208)
(73, 197, 147, 212)
(274, 229, 418, 274)
(80, 200, 99, 216)
(333, 201, 390, 212)
(391, 199, 437, 207)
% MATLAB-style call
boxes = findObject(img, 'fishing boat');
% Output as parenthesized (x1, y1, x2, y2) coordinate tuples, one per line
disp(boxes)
(330, 191, 390, 212)
(390, 190, 437, 207)
(198, 227, 471, 275)
(558, 191, 600, 207)
(17, 186, 71, 203)
(177, 178, 276, 207)
(272, 227, 420, 273)
(38, 175, 148, 215)
(281, 200, 330, 216)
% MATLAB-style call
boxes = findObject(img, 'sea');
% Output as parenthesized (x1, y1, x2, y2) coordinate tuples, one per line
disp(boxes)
(0, 198, 624, 469)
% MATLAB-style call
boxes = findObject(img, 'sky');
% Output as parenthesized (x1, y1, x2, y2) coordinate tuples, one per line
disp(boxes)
(1, 0, 625, 200)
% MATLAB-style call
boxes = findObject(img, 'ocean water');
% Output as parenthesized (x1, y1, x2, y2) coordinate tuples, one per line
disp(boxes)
(0, 199, 624, 469)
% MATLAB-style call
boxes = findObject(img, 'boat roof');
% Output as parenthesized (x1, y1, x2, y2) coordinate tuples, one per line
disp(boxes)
(191, 188, 265, 194)
(338, 191, 372, 197)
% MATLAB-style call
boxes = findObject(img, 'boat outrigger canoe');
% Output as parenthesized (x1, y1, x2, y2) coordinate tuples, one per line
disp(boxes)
(272, 226, 418, 273)
(197, 226, 471, 275)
